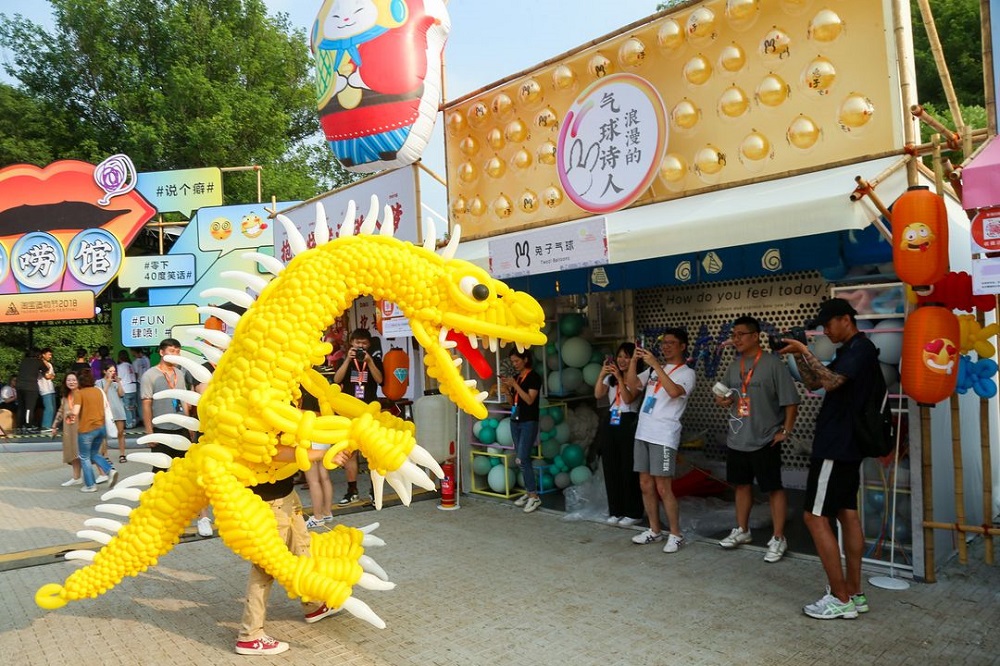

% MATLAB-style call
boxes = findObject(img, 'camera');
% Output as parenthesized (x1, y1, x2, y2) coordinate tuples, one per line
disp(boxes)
(768, 326, 807, 352)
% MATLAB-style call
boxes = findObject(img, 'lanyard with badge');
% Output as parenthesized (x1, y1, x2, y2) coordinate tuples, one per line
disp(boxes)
(641, 364, 682, 414)
(510, 370, 529, 421)
(163, 369, 182, 413)
(350, 357, 369, 399)
(609, 382, 625, 425)
(737, 350, 762, 417)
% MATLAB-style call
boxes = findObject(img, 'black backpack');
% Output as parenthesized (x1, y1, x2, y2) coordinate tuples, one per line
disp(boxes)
(852, 363, 895, 458)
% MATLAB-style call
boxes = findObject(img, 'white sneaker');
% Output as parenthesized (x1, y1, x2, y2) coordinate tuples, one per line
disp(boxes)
(513, 494, 529, 507)
(523, 497, 542, 513)
(80, 485, 97, 493)
(197, 517, 213, 537)
(719, 526, 752, 549)
(617, 517, 642, 527)
(606, 515, 622, 525)
(803, 591, 858, 619)
(61, 478, 83, 487)
(764, 536, 788, 563)
(663, 533, 685, 553)
(631, 528, 663, 545)
(95, 474, 109, 484)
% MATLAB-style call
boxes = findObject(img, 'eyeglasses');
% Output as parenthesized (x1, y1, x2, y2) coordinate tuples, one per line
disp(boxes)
(730, 331, 755, 339)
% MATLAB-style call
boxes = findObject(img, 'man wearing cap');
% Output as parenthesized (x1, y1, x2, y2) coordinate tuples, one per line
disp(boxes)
(777, 298, 879, 620)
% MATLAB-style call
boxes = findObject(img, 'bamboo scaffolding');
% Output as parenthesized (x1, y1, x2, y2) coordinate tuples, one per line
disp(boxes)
(923, 521, 1000, 537)
(979, 305, 996, 565)
(892, 0, 920, 186)
(920, 405, 936, 582)
(915, 0, 965, 130)
(949, 393, 968, 565)
(911, 105, 961, 150)
(982, 0, 996, 135)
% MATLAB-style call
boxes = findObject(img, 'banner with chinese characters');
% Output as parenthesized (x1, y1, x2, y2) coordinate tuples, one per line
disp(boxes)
(488, 216, 608, 278)
(136, 167, 224, 218)
(444, 0, 901, 240)
(120, 304, 200, 346)
(0, 156, 155, 321)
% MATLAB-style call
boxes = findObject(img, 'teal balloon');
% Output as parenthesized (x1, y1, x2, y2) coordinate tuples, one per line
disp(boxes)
(541, 439, 560, 460)
(550, 408, 565, 424)
(472, 421, 484, 438)
(545, 342, 558, 356)
(548, 368, 583, 394)
(487, 418, 499, 428)
(554, 421, 571, 443)
(487, 465, 515, 493)
(591, 350, 606, 363)
(561, 337, 593, 368)
(472, 455, 493, 476)
(559, 313, 586, 336)
(495, 417, 513, 447)
(540, 471, 555, 490)
(478, 426, 496, 444)
(489, 457, 501, 467)
(554, 472, 571, 489)
(562, 443, 585, 468)
(569, 465, 593, 485)
(552, 454, 565, 471)
(540, 430, 552, 441)
(582, 362, 602, 386)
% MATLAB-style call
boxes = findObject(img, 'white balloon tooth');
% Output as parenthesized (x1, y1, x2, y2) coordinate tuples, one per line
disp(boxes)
(408, 445, 444, 478)
(467, 333, 479, 349)
(277, 213, 307, 256)
(371, 471, 385, 511)
(516, 341, 525, 353)
(358, 554, 388, 581)
(341, 596, 386, 630)
(76, 529, 112, 545)
(358, 572, 396, 591)
(489, 336, 498, 353)
(359, 522, 380, 534)
(385, 472, 412, 506)
(401, 461, 436, 491)
(152, 388, 201, 408)
(379, 204, 395, 236)
(152, 413, 201, 431)
(241, 251, 285, 276)
(117, 472, 157, 489)
(84, 517, 123, 533)
(136, 431, 191, 452)
(163, 354, 213, 384)
(339, 200, 356, 237)
(360, 194, 379, 234)
(423, 217, 437, 251)
(362, 533, 386, 548)
(440, 223, 461, 260)
(438, 327, 449, 345)
(126, 451, 177, 468)
(186, 327, 232, 350)
(314, 202, 330, 245)
(101, 488, 142, 502)
(199, 287, 255, 310)
(442, 340, 457, 350)
(65, 550, 97, 562)
(188, 339, 224, 365)
(474, 391, 489, 403)
(95, 503, 134, 518)
(220, 269, 268, 294)
(452, 357, 463, 368)
(196, 305, 242, 328)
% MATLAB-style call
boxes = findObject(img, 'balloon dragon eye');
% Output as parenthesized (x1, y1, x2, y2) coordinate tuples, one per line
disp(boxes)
(459, 276, 490, 301)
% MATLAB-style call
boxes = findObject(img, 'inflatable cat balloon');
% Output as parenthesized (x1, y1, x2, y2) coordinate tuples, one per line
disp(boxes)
(311, 0, 450, 172)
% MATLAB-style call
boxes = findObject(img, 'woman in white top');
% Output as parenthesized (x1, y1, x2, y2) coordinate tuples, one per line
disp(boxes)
(96, 362, 127, 463)
(594, 342, 645, 527)
(37, 348, 57, 429)
(117, 350, 139, 428)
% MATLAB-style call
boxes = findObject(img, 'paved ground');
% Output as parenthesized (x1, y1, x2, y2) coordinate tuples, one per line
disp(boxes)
(1, 436, 999, 665)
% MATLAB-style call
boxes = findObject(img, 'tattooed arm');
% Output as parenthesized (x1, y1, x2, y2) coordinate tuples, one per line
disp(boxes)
(780, 339, 847, 392)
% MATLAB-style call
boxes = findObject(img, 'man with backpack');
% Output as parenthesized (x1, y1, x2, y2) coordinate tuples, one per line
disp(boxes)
(778, 298, 878, 620)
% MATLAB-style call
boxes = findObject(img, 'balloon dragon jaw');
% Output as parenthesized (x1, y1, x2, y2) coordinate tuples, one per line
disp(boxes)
(36, 196, 546, 629)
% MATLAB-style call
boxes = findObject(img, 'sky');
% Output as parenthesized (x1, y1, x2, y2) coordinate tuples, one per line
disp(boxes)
(0, 1, 659, 218)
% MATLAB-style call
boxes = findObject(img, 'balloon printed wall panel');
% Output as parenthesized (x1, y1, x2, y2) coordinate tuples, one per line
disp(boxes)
(444, 0, 902, 240)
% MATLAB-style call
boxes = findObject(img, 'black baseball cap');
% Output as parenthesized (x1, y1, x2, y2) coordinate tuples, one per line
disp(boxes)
(807, 298, 857, 328)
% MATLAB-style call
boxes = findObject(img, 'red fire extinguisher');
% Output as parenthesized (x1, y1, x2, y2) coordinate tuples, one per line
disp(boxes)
(438, 441, 458, 510)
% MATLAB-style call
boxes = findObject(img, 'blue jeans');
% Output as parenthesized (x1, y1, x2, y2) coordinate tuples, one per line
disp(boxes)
(511, 419, 540, 494)
(79, 427, 112, 488)
(122, 392, 138, 428)
(40, 393, 56, 429)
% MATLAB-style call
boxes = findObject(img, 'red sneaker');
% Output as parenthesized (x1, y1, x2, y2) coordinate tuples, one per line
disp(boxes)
(304, 603, 340, 624)
(235, 635, 288, 655)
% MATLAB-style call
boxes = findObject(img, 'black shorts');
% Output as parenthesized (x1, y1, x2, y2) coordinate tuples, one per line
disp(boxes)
(726, 444, 783, 493)
(804, 458, 861, 517)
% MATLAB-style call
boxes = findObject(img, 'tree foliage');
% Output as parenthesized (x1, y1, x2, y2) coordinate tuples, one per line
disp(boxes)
(911, 0, 984, 110)
(0, 0, 354, 203)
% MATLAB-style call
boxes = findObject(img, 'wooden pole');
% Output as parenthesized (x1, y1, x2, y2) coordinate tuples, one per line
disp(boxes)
(923, 521, 1000, 536)
(982, 0, 997, 136)
(921, 405, 936, 582)
(915, 0, 965, 130)
(892, 0, 920, 186)
(981, 395, 995, 565)
(949, 393, 968, 565)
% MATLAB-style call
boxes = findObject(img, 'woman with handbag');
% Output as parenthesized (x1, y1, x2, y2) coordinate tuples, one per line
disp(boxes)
(96, 361, 128, 463)
(74, 369, 118, 493)
(51, 373, 102, 487)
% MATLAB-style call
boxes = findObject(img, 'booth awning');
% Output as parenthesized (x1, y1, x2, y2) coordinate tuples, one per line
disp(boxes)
(457, 156, 904, 270)
(960, 136, 1000, 210)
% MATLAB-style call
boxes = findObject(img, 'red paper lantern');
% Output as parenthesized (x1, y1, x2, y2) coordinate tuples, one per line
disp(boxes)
(382, 347, 410, 401)
(891, 185, 949, 290)
(901, 305, 960, 406)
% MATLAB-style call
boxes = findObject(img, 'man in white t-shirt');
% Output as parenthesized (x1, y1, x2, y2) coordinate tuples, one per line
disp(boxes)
(625, 328, 697, 554)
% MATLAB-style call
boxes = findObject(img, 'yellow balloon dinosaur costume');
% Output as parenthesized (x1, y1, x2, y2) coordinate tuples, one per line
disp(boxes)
(35, 196, 546, 629)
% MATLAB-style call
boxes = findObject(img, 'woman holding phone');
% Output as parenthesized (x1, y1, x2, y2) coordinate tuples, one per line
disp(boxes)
(594, 342, 644, 527)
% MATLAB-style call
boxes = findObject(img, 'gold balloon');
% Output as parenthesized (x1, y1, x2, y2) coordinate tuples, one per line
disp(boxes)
(725, 0, 759, 28)
(467, 102, 490, 129)
(786, 114, 821, 150)
(658, 153, 688, 183)
(446, 111, 467, 137)
(718, 43, 747, 73)
(671, 99, 702, 131)
(458, 162, 478, 183)
(657, 19, 685, 53)
(683, 55, 713, 86)
(800, 56, 837, 96)
(551, 64, 577, 90)
(493, 194, 513, 219)
(512, 148, 533, 170)
(808, 9, 845, 42)
(542, 185, 564, 208)
(459, 136, 480, 157)
(780, 0, 812, 16)
(694, 145, 727, 176)
(588, 53, 614, 79)
(838, 93, 875, 132)
(519, 189, 539, 214)
(505, 119, 529, 143)
(491, 93, 514, 120)
(686, 7, 718, 44)
(485, 156, 506, 179)
(517, 79, 544, 107)
(618, 37, 647, 68)
(740, 130, 772, 162)
(469, 196, 486, 217)
(487, 127, 506, 151)
(718, 85, 750, 119)
(537, 140, 558, 165)
(450, 195, 467, 217)
(535, 107, 559, 130)
(759, 27, 792, 62)
(755, 73, 790, 107)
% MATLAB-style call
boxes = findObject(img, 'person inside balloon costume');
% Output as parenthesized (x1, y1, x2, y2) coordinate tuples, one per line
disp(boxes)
(501, 349, 543, 513)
